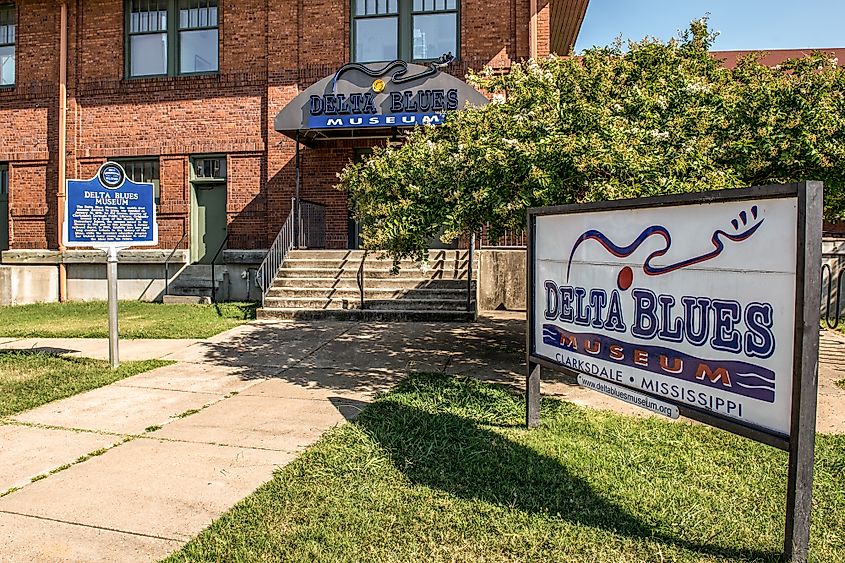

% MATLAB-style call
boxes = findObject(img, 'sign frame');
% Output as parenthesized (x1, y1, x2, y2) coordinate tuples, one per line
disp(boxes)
(526, 182, 822, 562)
(63, 162, 158, 249)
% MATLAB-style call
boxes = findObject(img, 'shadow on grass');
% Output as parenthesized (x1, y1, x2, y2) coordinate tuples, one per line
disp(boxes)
(213, 301, 258, 320)
(352, 374, 779, 562)
(0, 348, 79, 359)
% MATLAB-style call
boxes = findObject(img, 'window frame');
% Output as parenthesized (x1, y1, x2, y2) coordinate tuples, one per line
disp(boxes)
(0, 3, 16, 88)
(351, 0, 460, 64)
(111, 157, 162, 205)
(124, 0, 220, 80)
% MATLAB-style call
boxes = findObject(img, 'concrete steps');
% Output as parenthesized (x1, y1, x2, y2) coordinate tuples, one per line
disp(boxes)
(164, 264, 227, 303)
(258, 249, 478, 322)
(265, 286, 471, 299)
(257, 308, 476, 322)
(271, 277, 472, 289)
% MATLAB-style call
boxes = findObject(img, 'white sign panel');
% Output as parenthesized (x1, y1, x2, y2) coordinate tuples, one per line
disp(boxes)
(532, 195, 797, 436)
(577, 374, 680, 419)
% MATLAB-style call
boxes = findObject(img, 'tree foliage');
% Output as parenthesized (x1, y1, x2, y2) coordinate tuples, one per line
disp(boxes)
(338, 20, 845, 259)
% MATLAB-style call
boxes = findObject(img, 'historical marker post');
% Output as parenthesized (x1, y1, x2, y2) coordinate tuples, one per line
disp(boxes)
(526, 183, 823, 562)
(64, 162, 158, 369)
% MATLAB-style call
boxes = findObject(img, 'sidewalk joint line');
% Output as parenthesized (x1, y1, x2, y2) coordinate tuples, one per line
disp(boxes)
(0, 510, 182, 543)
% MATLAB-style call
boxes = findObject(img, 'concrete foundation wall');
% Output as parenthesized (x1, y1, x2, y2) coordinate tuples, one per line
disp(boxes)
(478, 249, 527, 311)
(66, 263, 169, 302)
(0, 250, 266, 304)
(0, 266, 59, 306)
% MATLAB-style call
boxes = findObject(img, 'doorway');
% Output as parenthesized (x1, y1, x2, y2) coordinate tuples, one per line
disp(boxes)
(0, 164, 8, 255)
(348, 149, 371, 249)
(190, 157, 228, 264)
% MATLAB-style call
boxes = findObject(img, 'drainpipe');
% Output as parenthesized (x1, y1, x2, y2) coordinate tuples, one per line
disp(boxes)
(57, 1, 68, 301)
(529, 0, 538, 59)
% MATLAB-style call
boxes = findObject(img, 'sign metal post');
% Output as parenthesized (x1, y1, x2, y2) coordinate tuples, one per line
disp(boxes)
(784, 182, 822, 562)
(526, 183, 822, 562)
(106, 246, 121, 369)
(64, 162, 158, 370)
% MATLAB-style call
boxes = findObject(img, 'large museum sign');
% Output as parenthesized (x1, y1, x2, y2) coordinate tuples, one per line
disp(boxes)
(274, 59, 489, 140)
(525, 183, 823, 562)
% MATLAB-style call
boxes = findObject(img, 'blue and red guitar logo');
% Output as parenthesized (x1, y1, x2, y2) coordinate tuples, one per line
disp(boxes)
(567, 205, 764, 291)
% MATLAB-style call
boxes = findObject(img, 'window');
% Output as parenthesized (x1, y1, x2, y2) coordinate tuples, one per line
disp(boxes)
(352, 0, 458, 63)
(113, 158, 161, 204)
(0, 163, 7, 195)
(0, 4, 15, 86)
(126, 0, 218, 78)
(192, 157, 226, 181)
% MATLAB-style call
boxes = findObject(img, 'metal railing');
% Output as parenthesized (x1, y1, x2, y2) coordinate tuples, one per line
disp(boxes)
(299, 200, 327, 249)
(256, 198, 296, 307)
(467, 234, 476, 312)
(822, 263, 844, 328)
(479, 224, 526, 249)
(164, 230, 189, 297)
(356, 250, 368, 310)
(210, 233, 230, 304)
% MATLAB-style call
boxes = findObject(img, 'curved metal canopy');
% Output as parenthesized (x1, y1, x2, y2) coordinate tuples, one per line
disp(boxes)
(274, 60, 489, 145)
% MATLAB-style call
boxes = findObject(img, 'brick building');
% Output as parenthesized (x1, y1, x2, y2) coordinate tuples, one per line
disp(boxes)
(0, 0, 586, 270)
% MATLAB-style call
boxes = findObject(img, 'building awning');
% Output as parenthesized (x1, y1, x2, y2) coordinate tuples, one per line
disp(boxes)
(274, 59, 489, 145)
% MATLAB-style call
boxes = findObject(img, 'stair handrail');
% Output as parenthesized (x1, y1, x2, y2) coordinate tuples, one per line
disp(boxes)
(164, 230, 189, 297)
(356, 250, 369, 310)
(256, 198, 297, 307)
(467, 234, 476, 313)
(822, 262, 845, 329)
(210, 233, 230, 304)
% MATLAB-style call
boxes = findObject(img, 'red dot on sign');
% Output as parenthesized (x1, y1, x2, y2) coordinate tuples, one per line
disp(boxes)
(617, 266, 633, 291)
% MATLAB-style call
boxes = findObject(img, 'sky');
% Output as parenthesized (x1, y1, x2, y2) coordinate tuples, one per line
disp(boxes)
(574, 0, 845, 53)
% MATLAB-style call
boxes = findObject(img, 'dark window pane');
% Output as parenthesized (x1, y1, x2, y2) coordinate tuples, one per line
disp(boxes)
(0, 165, 8, 195)
(194, 158, 226, 179)
(130, 33, 168, 76)
(413, 13, 456, 60)
(179, 29, 218, 73)
(0, 45, 13, 85)
(354, 17, 398, 62)
(115, 159, 160, 204)
(179, 0, 217, 29)
(129, 0, 167, 33)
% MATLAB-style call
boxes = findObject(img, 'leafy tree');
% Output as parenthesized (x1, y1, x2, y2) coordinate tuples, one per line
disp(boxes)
(338, 19, 845, 259)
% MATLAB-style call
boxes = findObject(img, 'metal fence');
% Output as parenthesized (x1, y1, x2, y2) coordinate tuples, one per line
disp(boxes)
(299, 200, 326, 249)
(479, 224, 526, 249)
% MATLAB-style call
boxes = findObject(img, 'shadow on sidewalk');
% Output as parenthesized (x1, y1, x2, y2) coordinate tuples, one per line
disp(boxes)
(189, 314, 533, 394)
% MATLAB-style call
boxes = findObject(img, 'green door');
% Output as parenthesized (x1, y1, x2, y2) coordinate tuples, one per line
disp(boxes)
(191, 183, 227, 264)
(0, 164, 8, 254)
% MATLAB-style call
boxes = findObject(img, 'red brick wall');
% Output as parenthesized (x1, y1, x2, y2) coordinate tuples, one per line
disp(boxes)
(2, 0, 536, 253)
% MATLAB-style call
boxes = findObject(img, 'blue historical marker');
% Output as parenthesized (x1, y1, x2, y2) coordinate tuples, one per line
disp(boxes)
(64, 162, 158, 248)
(63, 162, 159, 370)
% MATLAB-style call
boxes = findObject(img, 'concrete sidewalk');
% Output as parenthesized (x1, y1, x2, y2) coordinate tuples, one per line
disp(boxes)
(0, 317, 505, 562)
(1, 313, 843, 562)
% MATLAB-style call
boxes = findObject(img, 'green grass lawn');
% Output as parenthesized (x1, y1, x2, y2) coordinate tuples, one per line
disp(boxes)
(0, 301, 256, 339)
(167, 373, 845, 563)
(0, 351, 171, 417)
